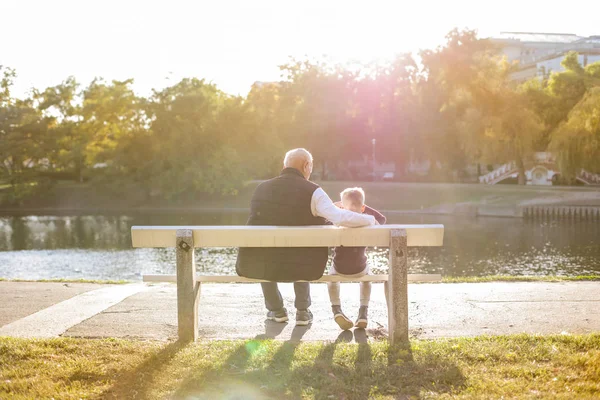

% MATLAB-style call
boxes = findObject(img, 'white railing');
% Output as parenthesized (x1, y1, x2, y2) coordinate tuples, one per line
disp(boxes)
(479, 161, 517, 184)
(577, 169, 600, 185)
(480, 162, 599, 186)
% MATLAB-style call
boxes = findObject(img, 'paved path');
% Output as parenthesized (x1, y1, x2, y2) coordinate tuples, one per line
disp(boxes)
(0, 282, 147, 338)
(0, 282, 101, 328)
(1, 281, 599, 342)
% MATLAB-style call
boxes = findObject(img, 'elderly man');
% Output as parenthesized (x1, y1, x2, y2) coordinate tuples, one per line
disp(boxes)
(236, 148, 376, 326)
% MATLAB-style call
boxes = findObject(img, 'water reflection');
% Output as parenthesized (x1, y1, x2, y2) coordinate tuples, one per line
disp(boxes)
(0, 212, 599, 281)
(0, 212, 247, 251)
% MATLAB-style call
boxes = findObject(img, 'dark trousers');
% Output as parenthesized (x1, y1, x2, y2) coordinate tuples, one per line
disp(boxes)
(261, 282, 311, 311)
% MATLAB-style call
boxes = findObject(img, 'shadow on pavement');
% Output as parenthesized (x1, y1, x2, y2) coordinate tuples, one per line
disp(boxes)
(289, 324, 311, 343)
(253, 320, 312, 342)
(254, 320, 288, 340)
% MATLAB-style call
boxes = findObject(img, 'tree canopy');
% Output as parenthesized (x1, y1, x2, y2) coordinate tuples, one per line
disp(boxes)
(1, 30, 599, 204)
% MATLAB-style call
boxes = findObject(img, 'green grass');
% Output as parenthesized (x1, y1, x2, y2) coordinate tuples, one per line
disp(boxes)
(442, 275, 600, 283)
(1, 334, 599, 399)
(227, 181, 598, 211)
(318, 181, 536, 211)
(0, 278, 129, 285)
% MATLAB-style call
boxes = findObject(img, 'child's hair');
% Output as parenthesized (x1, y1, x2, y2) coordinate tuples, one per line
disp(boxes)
(340, 187, 365, 208)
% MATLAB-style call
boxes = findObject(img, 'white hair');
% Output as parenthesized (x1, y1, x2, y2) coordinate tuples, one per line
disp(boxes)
(283, 148, 313, 167)
(340, 187, 365, 206)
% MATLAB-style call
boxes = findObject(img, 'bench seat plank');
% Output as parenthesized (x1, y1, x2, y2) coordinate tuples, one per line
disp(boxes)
(131, 224, 444, 248)
(142, 273, 442, 283)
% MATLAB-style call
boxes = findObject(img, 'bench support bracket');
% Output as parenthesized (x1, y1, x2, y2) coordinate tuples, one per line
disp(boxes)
(387, 228, 409, 344)
(176, 229, 199, 342)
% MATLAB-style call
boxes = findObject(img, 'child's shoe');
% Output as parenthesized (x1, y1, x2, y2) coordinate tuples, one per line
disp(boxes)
(355, 306, 368, 329)
(332, 305, 353, 330)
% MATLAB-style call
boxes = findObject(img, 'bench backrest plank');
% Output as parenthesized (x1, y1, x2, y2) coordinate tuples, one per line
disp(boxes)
(131, 224, 444, 248)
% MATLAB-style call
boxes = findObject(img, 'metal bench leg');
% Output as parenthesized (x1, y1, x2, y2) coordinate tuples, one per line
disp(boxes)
(388, 228, 408, 344)
(176, 229, 199, 342)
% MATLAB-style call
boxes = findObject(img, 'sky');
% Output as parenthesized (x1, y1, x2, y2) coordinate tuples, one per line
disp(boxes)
(2, 0, 599, 98)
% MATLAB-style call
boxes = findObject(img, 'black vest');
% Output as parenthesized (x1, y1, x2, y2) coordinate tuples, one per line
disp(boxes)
(235, 168, 329, 281)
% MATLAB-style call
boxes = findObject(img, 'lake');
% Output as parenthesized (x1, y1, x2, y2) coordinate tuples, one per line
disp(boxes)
(0, 212, 599, 281)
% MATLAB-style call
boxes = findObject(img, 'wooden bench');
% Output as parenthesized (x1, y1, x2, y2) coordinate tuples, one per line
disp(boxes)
(131, 224, 444, 344)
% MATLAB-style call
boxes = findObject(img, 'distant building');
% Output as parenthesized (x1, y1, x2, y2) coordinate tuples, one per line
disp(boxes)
(251, 81, 280, 89)
(490, 32, 600, 81)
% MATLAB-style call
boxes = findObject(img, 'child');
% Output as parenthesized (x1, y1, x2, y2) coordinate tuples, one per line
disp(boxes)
(328, 187, 386, 330)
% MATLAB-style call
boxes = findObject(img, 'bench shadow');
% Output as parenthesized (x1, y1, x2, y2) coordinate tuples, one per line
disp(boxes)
(254, 320, 288, 340)
(287, 338, 464, 399)
(289, 324, 311, 343)
(165, 331, 464, 399)
(172, 333, 307, 399)
(310, 330, 353, 367)
(253, 321, 311, 343)
(99, 340, 186, 399)
(172, 340, 255, 398)
(172, 324, 310, 398)
(354, 329, 372, 379)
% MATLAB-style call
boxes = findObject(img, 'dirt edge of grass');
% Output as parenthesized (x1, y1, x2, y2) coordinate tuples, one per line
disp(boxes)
(1, 275, 599, 285)
(440, 275, 600, 283)
(0, 277, 129, 285)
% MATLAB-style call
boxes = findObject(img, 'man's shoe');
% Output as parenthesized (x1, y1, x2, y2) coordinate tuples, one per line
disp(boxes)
(267, 308, 288, 323)
(296, 309, 313, 326)
(332, 305, 353, 331)
(355, 306, 368, 329)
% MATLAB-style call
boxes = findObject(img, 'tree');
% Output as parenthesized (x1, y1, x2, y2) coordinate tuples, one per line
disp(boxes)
(244, 81, 293, 177)
(477, 91, 544, 184)
(142, 78, 255, 198)
(540, 54, 600, 133)
(278, 59, 358, 179)
(523, 55, 600, 178)
(418, 29, 514, 180)
(520, 78, 559, 149)
(0, 66, 54, 203)
(550, 87, 600, 177)
(5, 28, 599, 207)
(80, 79, 144, 168)
(36, 77, 83, 180)
(352, 55, 419, 177)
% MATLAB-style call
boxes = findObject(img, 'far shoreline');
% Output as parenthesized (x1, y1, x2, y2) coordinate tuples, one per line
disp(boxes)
(0, 206, 524, 218)
(1, 181, 598, 218)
